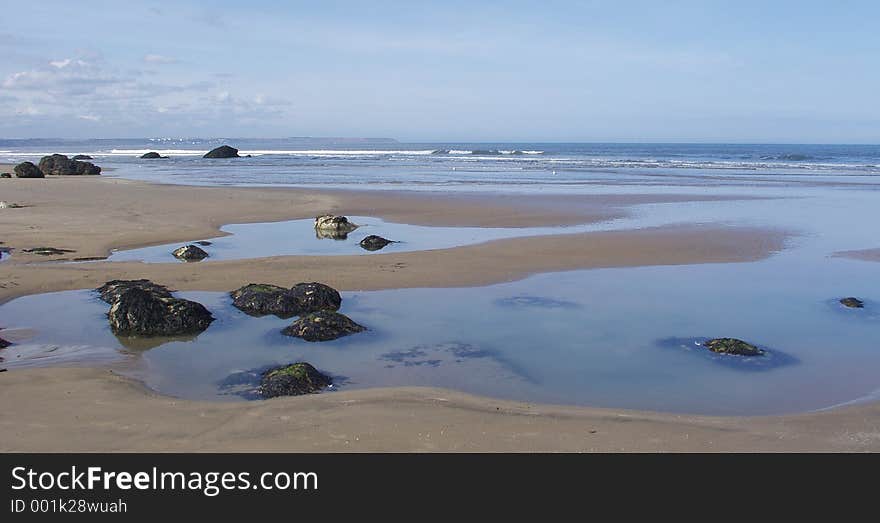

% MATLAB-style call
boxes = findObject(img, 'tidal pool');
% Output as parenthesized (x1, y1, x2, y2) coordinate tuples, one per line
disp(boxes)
(2, 250, 878, 415)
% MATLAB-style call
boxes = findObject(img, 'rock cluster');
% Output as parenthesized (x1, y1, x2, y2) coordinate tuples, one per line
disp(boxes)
(38, 154, 101, 175)
(230, 282, 341, 318)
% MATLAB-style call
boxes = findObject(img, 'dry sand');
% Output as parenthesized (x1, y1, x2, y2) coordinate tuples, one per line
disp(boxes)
(3, 172, 877, 452)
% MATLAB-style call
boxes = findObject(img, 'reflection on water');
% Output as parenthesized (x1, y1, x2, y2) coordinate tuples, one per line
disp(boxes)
(1, 249, 879, 415)
(104, 215, 631, 263)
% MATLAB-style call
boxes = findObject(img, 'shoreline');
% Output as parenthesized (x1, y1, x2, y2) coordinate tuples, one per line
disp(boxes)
(1, 366, 878, 452)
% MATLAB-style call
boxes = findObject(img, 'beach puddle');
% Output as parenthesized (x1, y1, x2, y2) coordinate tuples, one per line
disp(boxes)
(102, 216, 631, 262)
(2, 252, 880, 415)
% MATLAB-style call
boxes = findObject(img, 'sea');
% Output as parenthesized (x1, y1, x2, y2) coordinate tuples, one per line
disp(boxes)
(2, 138, 880, 190)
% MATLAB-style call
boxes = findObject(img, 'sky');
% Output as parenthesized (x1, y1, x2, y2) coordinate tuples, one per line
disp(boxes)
(1, 0, 878, 142)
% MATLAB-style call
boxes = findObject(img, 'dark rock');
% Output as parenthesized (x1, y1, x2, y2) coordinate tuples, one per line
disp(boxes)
(140, 151, 166, 159)
(0, 336, 10, 348)
(840, 297, 864, 309)
(702, 338, 765, 357)
(203, 145, 239, 158)
(21, 247, 75, 255)
(359, 235, 394, 251)
(1, 173, 11, 178)
(260, 363, 332, 398)
(14, 162, 44, 178)
(72, 155, 93, 160)
(194, 240, 212, 246)
(172, 244, 209, 261)
(96, 279, 173, 304)
(314, 215, 358, 237)
(281, 310, 366, 342)
(230, 282, 341, 318)
(108, 287, 214, 336)
(38, 154, 101, 175)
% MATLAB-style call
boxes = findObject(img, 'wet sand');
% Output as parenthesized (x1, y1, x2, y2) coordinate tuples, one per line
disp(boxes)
(833, 248, 880, 263)
(1, 367, 878, 452)
(6, 171, 876, 452)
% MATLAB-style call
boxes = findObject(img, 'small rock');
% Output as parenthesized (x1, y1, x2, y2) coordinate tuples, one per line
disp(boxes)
(702, 338, 765, 357)
(281, 310, 366, 342)
(140, 151, 166, 159)
(72, 155, 93, 160)
(260, 363, 332, 398)
(108, 287, 214, 336)
(1, 173, 11, 178)
(840, 297, 864, 309)
(315, 214, 358, 234)
(203, 145, 240, 158)
(0, 336, 10, 348)
(194, 240, 212, 246)
(359, 235, 394, 251)
(172, 244, 209, 261)
(13, 162, 44, 178)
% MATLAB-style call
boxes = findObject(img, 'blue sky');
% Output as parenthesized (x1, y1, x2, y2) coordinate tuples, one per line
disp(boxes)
(1, 0, 878, 142)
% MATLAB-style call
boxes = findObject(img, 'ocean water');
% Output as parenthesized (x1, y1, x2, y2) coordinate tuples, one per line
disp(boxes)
(2, 139, 880, 190)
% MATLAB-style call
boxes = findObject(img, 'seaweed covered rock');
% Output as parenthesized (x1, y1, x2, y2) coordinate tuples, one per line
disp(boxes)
(230, 282, 341, 318)
(172, 244, 209, 261)
(140, 151, 166, 159)
(38, 154, 101, 175)
(840, 297, 865, 309)
(314, 215, 358, 239)
(702, 338, 764, 357)
(108, 287, 214, 336)
(21, 247, 75, 255)
(14, 161, 44, 178)
(203, 145, 239, 158)
(359, 235, 394, 251)
(96, 279, 173, 304)
(260, 362, 332, 398)
(281, 310, 366, 342)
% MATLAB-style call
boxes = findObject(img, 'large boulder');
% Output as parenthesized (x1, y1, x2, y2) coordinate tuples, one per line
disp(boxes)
(140, 151, 166, 159)
(230, 282, 341, 318)
(172, 244, 209, 261)
(359, 235, 394, 251)
(38, 154, 101, 175)
(96, 279, 173, 304)
(260, 363, 332, 398)
(702, 338, 764, 356)
(839, 297, 864, 309)
(281, 310, 366, 342)
(14, 162, 44, 178)
(108, 287, 214, 336)
(203, 145, 239, 158)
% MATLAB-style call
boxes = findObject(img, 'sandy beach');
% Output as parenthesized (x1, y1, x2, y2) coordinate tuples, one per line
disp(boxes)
(2, 171, 879, 452)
